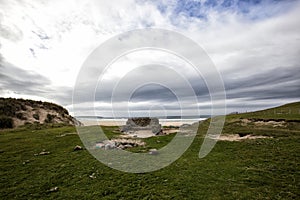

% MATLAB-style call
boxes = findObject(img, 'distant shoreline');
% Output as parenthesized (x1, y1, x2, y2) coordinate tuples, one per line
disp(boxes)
(77, 118, 207, 127)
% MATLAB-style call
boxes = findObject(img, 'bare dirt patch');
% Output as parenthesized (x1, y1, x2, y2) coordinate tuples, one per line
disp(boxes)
(120, 130, 156, 138)
(120, 128, 179, 138)
(254, 120, 286, 127)
(213, 134, 272, 142)
(241, 118, 252, 126)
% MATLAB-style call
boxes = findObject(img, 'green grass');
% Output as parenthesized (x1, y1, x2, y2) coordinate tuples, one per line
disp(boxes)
(0, 102, 300, 199)
(227, 101, 300, 121)
(220, 101, 300, 138)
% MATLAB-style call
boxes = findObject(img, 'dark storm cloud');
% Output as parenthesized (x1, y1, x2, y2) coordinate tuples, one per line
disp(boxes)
(74, 61, 300, 109)
(0, 54, 73, 106)
(90, 64, 202, 104)
(223, 66, 300, 100)
(224, 67, 300, 91)
(0, 56, 50, 93)
(129, 84, 179, 103)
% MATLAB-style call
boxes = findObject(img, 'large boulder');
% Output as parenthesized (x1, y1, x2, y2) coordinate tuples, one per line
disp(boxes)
(121, 117, 161, 135)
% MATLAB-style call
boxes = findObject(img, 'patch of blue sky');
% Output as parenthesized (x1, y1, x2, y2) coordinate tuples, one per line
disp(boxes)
(235, 0, 297, 20)
(137, 0, 297, 22)
(173, 0, 206, 19)
(156, 2, 169, 13)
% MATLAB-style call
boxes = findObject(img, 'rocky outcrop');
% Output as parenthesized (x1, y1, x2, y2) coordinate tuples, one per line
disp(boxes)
(0, 97, 82, 129)
(121, 117, 162, 135)
(95, 138, 145, 150)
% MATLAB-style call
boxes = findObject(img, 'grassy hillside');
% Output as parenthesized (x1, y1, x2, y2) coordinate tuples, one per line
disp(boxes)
(228, 101, 300, 121)
(214, 101, 300, 138)
(0, 102, 299, 199)
(0, 98, 80, 129)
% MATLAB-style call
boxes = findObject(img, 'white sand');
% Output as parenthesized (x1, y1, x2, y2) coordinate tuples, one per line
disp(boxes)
(212, 134, 271, 141)
(79, 118, 205, 127)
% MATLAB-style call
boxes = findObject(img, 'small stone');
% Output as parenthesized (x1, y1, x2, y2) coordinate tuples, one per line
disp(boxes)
(73, 145, 83, 151)
(39, 151, 50, 155)
(89, 173, 96, 179)
(104, 144, 110, 150)
(22, 160, 30, 165)
(95, 143, 104, 148)
(104, 143, 115, 150)
(149, 149, 158, 155)
(124, 144, 133, 148)
(48, 187, 59, 192)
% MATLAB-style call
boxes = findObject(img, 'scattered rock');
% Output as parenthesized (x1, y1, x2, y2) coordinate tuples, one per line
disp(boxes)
(124, 144, 133, 148)
(149, 149, 158, 155)
(95, 143, 105, 149)
(35, 150, 50, 156)
(48, 187, 59, 192)
(104, 143, 115, 150)
(95, 138, 145, 150)
(89, 173, 96, 179)
(155, 130, 165, 135)
(39, 151, 50, 155)
(22, 160, 30, 165)
(56, 132, 77, 137)
(73, 145, 83, 151)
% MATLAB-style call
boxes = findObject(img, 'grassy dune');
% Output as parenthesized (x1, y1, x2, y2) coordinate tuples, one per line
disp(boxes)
(0, 102, 299, 199)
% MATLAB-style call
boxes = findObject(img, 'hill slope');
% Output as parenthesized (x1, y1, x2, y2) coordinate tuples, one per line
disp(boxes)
(0, 98, 81, 129)
(228, 101, 300, 121)
(218, 101, 300, 137)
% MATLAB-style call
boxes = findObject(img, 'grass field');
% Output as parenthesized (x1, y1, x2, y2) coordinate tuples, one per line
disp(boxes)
(0, 102, 299, 199)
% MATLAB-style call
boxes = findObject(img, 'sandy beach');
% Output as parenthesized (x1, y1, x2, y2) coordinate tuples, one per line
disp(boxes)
(78, 118, 206, 127)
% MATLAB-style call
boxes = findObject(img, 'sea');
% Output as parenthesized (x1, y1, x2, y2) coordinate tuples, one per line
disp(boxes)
(76, 116, 209, 127)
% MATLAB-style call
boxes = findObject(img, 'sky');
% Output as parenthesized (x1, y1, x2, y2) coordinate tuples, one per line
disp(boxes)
(0, 0, 300, 117)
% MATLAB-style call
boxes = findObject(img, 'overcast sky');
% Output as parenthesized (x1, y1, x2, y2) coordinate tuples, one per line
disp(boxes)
(0, 0, 300, 117)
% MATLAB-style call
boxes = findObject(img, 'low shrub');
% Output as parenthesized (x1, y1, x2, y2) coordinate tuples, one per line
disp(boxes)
(33, 113, 39, 120)
(44, 114, 55, 123)
(0, 116, 13, 129)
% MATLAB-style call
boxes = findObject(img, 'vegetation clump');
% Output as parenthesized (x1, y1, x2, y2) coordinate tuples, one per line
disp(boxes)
(0, 97, 80, 129)
(0, 116, 13, 128)
(44, 114, 54, 123)
(32, 113, 39, 120)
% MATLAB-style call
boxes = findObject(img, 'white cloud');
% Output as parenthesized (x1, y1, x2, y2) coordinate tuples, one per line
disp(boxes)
(1, 0, 299, 115)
